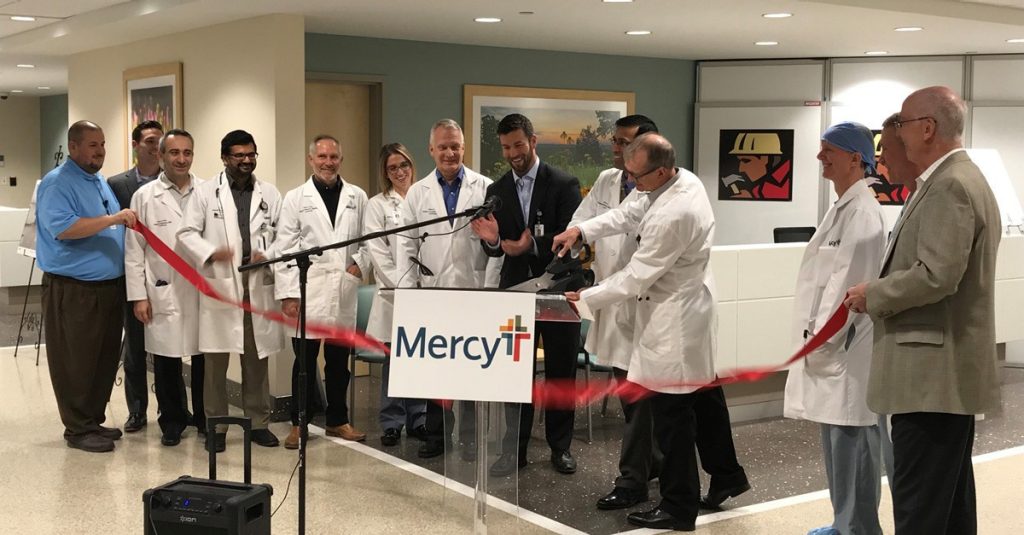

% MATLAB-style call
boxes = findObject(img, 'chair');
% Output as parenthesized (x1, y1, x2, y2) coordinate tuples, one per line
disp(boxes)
(773, 226, 816, 243)
(575, 319, 613, 444)
(348, 285, 387, 424)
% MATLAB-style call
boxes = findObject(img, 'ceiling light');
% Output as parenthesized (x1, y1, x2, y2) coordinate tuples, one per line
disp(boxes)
(37, 86, 50, 90)
(762, 13, 792, 18)
(603, 0, 634, 3)
(518, 11, 534, 15)
(16, 64, 35, 68)
(10, 16, 36, 22)
(755, 41, 778, 46)
(10, 90, 23, 93)
(894, 26, 923, 32)
(865, 50, 889, 55)
(625, 30, 651, 36)
(1007, 38, 1024, 43)
(473, 17, 501, 23)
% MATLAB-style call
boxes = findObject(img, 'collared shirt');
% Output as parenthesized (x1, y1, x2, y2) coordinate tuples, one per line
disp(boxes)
(36, 159, 125, 281)
(513, 157, 541, 224)
(646, 169, 681, 205)
(620, 170, 636, 202)
(158, 172, 196, 209)
(313, 175, 343, 227)
(228, 171, 254, 261)
(915, 147, 965, 191)
(137, 169, 158, 185)
(436, 166, 465, 224)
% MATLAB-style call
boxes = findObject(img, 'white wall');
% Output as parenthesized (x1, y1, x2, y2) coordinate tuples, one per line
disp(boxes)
(0, 96, 41, 208)
(66, 14, 306, 396)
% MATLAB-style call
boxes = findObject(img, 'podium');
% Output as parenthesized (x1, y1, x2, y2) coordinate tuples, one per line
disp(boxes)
(385, 288, 580, 534)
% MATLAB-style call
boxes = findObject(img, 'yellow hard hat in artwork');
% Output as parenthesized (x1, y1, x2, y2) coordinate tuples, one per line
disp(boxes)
(729, 132, 783, 155)
(874, 133, 882, 156)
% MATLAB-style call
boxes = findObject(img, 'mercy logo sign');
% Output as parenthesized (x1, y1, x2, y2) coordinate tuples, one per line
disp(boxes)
(389, 289, 536, 403)
(394, 314, 531, 369)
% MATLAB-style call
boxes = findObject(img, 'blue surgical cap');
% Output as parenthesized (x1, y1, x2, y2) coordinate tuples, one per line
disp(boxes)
(821, 121, 876, 175)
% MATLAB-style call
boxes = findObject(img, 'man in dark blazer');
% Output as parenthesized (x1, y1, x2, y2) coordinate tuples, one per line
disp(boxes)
(107, 120, 165, 433)
(846, 86, 1001, 535)
(471, 113, 582, 476)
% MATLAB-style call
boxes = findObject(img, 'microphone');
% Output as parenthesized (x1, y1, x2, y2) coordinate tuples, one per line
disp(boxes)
(472, 195, 502, 220)
(408, 256, 435, 277)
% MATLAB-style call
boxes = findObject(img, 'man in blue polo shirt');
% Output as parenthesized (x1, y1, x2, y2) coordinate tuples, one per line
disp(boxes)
(37, 120, 138, 453)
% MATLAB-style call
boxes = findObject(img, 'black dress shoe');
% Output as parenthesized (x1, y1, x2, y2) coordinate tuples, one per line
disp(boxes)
(407, 425, 429, 441)
(489, 453, 527, 477)
(418, 440, 447, 458)
(250, 429, 279, 447)
(596, 486, 648, 510)
(626, 507, 695, 531)
(97, 426, 123, 441)
(124, 413, 147, 433)
(461, 443, 478, 462)
(161, 426, 184, 447)
(66, 433, 115, 453)
(205, 432, 226, 453)
(381, 428, 401, 446)
(550, 450, 577, 474)
(701, 481, 751, 509)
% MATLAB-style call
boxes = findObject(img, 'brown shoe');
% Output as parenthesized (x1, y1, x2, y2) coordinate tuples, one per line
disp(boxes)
(285, 426, 300, 450)
(325, 423, 366, 442)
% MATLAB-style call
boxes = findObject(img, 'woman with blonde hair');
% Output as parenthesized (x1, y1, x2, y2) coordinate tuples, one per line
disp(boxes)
(363, 143, 427, 446)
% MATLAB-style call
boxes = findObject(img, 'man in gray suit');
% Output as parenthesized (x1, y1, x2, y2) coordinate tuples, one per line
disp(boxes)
(107, 120, 164, 433)
(845, 86, 1000, 535)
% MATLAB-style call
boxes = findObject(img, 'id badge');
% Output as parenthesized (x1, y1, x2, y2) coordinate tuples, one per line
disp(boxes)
(534, 223, 545, 237)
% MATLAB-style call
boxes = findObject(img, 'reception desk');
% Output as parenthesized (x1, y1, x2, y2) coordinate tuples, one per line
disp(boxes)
(711, 234, 1024, 374)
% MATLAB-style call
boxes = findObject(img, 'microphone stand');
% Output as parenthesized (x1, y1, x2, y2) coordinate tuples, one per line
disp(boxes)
(239, 201, 495, 535)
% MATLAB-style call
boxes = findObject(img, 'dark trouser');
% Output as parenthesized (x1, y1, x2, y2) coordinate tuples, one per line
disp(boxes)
(502, 321, 580, 455)
(290, 338, 351, 427)
(693, 386, 749, 491)
(425, 400, 476, 446)
(379, 351, 427, 431)
(651, 392, 700, 523)
(891, 412, 976, 535)
(613, 367, 662, 490)
(153, 354, 205, 433)
(120, 299, 149, 415)
(42, 274, 125, 438)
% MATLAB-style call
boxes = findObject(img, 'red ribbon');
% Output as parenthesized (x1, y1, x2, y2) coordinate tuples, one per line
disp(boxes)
(131, 222, 389, 354)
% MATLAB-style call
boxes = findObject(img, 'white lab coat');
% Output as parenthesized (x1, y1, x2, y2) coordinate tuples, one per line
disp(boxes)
(176, 171, 284, 358)
(124, 173, 204, 358)
(363, 189, 404, 341)
(273, 176, 370, 339)
(784, 178, 885, 427)
(568, 167, 642, 369)
(578, 168, 717, 394)
(396, 167, 501, 289)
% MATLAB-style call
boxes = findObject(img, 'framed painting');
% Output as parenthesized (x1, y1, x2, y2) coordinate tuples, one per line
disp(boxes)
(123, 62, 183, 167)
(464, 84, 634, 195)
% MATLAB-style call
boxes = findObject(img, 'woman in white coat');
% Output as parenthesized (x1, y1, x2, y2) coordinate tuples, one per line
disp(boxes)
(124, 129, 205, 446)
(784, 122, 886, 535)
(275, 135, 372, 448)
(364, 143, 427, 446)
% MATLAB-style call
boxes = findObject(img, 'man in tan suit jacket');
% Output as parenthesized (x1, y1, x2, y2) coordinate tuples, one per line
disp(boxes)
(846, 86, 1000, 535)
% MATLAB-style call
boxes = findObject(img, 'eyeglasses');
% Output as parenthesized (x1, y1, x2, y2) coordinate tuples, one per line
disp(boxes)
(386, 161, 412, 174)
(894, 116, 934, 129)
(626, 166, 659, 180)
(229, 152, 258, 161)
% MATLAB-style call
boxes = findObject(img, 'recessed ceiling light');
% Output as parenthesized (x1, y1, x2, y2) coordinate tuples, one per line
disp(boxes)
(894, 26, 923, 32)
(762, 13, 792, 18)
(10, 16, 36, 22)
(16, 64, 35, 68)
(603, 0, 634, 3)
(10, 90, 23, 93)
(755, 41, 778, 46)
(865, 50, 889, 55)
(1007, 38, 1024, 43)
(474, 17, 501, 23)
(625, 30, 651, 36)
(37, 86, 50, 90)
(518, 11, 534, 15)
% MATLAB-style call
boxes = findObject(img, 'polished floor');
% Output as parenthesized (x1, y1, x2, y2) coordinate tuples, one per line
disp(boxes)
(2, 345, 1023, 534)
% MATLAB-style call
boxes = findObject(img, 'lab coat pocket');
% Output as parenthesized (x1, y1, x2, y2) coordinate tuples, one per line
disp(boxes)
(337, 272, 360, 327)
(148, 283, 178, 316)
(804, 345, 846, 377)
(200, 276, 236, 310)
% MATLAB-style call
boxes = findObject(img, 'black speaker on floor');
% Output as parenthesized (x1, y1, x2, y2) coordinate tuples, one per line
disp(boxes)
(143, 417, 273, 534)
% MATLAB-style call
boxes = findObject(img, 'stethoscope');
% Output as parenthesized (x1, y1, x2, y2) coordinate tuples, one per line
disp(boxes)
(214, 171, 272, 286)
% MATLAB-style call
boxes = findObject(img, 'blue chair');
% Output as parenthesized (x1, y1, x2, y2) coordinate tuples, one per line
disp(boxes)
(348, 285, 387, 424)
(576, 319, 613, 444)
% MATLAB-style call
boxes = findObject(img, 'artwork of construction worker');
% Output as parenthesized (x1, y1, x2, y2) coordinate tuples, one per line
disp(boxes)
(719, 131, 793, 201)
(865, 132, 910, 205)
